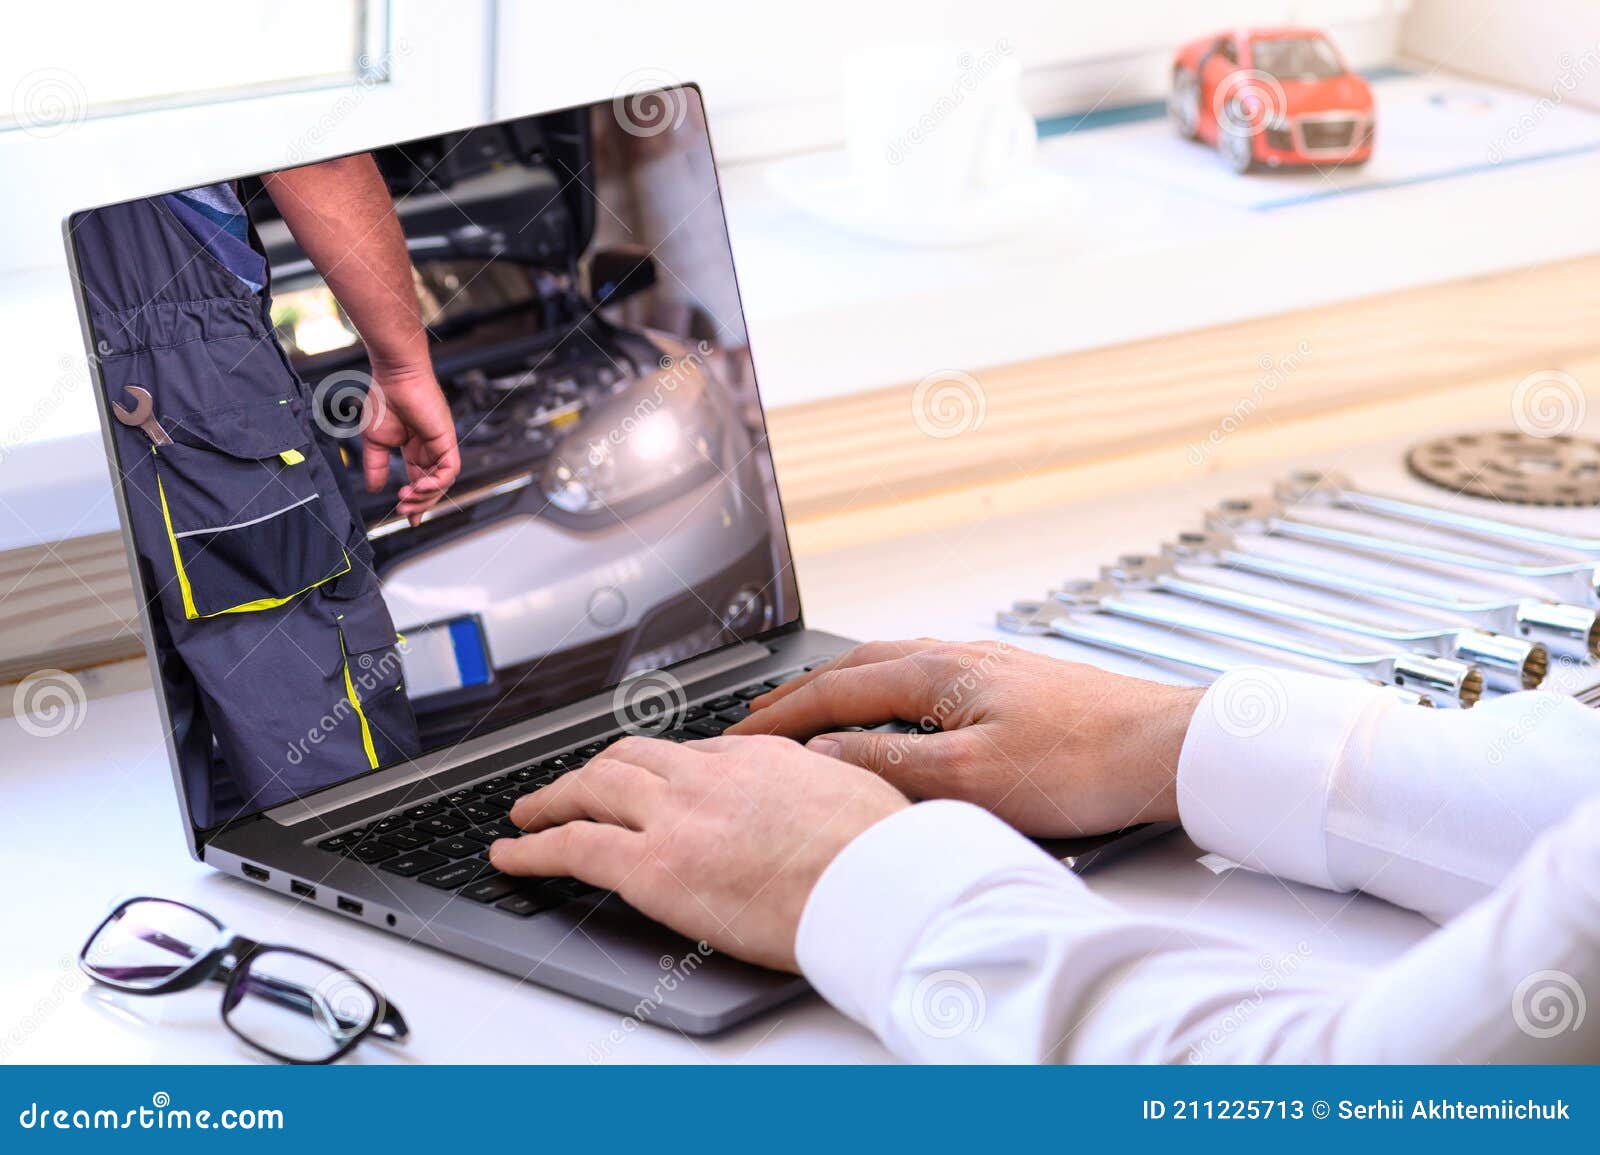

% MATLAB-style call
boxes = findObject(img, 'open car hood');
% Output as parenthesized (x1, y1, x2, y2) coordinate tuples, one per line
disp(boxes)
(247, 106, 597, 273)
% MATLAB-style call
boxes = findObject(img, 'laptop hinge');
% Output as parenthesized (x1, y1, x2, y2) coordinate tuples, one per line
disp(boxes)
(263, 640, 773, 826)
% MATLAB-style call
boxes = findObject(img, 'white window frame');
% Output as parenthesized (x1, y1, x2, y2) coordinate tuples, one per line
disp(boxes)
(0, 0, 492, 274)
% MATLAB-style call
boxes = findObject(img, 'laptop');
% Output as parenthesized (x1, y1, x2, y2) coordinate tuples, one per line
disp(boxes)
(63, 85, 1156, 1034)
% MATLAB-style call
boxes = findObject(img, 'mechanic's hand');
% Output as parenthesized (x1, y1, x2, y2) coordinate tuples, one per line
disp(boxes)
(489, 735, 909, 972)
(727, 640, 1203, 838)
(362, 358, 460, 525)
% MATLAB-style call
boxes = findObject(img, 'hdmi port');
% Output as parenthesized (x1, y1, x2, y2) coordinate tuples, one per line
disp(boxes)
(241, 863, 269, 882)
(337, 896, 364, 916)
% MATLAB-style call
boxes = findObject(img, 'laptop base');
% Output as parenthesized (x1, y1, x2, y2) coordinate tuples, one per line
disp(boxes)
(206, 627, 1161, 1035)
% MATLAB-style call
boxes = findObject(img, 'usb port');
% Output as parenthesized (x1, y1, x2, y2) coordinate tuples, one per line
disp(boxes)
(241, 863, 270, 882)
(336, 896, 364, 916)
(290, 879, 316, 900)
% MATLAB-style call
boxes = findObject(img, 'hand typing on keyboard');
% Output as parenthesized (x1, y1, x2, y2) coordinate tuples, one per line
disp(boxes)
(489, 735, 908, 972)
(726, 640, 1202, 837)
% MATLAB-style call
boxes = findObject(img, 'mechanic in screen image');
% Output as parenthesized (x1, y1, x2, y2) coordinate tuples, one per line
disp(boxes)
(72, 155, 459, 822)
(259, 108, 797, 754)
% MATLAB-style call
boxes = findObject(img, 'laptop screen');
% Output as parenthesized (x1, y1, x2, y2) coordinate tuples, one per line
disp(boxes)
(67, 87, 800, 831)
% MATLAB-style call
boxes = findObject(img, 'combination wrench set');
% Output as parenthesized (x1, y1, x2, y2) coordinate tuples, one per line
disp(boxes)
(999, 471, 1600, 709)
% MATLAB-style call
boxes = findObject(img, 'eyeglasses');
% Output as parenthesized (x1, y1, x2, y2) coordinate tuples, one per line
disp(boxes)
(78, 896, 409, 1064)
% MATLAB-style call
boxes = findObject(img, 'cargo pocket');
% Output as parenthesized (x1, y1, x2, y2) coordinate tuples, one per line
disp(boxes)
(152, 397, 350, 619)
(335, 595, 417, 770)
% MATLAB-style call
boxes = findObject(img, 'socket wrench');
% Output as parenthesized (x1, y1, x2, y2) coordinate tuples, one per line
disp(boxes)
(1169, 528, 1600, 662)
(1051, 580, 1484, 706)
(1210, 496, 1600, 608)
(1280, 470, 1600, 555)
(997, 598, 1437, 707)
(1106, 549, 1547, 691)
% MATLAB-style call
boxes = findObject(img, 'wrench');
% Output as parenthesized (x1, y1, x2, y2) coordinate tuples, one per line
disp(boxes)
(997, 598, 1437, 707)
(1102, 551, 1547, 692)
(1050, 580, 1483, 707)
(1210, 496, 1600, 608)
(1168, 529, 1600, 662)
(1280, 469, 1600, 555)
(110, 385, 172, 446)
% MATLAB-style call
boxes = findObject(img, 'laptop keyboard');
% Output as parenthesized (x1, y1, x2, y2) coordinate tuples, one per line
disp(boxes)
(313, 663, 826, 918)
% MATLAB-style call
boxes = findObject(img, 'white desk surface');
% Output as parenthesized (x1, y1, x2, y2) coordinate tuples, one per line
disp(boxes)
(8, 433, 1590, 1065)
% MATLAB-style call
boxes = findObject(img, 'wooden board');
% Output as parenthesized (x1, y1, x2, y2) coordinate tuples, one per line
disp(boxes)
(767, 254, 1600, 526)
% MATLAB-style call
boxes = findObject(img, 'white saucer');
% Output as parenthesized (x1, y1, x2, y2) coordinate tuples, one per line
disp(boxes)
(765, 149, 1075, 247)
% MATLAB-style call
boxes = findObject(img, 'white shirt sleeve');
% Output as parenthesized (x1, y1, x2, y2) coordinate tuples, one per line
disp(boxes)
(795, 671, 1600, 1063)
(1177, 671, 1600, 922)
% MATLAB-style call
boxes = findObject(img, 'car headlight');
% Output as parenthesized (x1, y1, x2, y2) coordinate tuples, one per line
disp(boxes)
(542, 357, 726, 516)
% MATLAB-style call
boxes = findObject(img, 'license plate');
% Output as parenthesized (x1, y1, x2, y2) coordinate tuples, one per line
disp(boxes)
(398, 616, 492, 698)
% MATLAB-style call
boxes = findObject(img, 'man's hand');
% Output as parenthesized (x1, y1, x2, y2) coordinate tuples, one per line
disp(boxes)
(361, 358, 460, 524)
(263, 155, 459, 525)
(728, 640, 1203, 838)
(489, 735, 909, 972)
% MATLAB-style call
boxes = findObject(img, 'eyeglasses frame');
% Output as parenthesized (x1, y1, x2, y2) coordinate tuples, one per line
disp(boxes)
(78, 895, 409, 1065)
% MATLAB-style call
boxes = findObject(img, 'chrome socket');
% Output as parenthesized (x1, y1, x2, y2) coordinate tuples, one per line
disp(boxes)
(1391, 652, 1483, 709)
(1514, 599, 1600, 661)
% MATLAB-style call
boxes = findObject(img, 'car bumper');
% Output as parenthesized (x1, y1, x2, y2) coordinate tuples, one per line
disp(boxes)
(1259, 113, 1374, 166)
(380, 456, 777, 729)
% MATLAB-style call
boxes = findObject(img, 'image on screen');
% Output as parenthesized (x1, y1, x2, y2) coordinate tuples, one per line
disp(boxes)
(68, 88, 800, 829)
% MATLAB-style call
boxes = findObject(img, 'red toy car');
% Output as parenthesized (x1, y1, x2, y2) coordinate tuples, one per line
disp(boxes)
(1170, 27, 1375, 173)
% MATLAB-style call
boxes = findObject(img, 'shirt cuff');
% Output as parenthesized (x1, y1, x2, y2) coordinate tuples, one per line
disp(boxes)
(1176, 668, 1391, 891)
(795, 799, 1072, 1027)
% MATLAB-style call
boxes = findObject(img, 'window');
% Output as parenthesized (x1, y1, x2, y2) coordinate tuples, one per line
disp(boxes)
(0, 0, 490, 533)
(1, 2, 386, 133)
(0, 1, 490, 274)
(1251, 36, 1347, 81)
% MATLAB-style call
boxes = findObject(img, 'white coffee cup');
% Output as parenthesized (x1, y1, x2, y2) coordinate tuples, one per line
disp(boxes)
(843, 41, 1037, 213)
